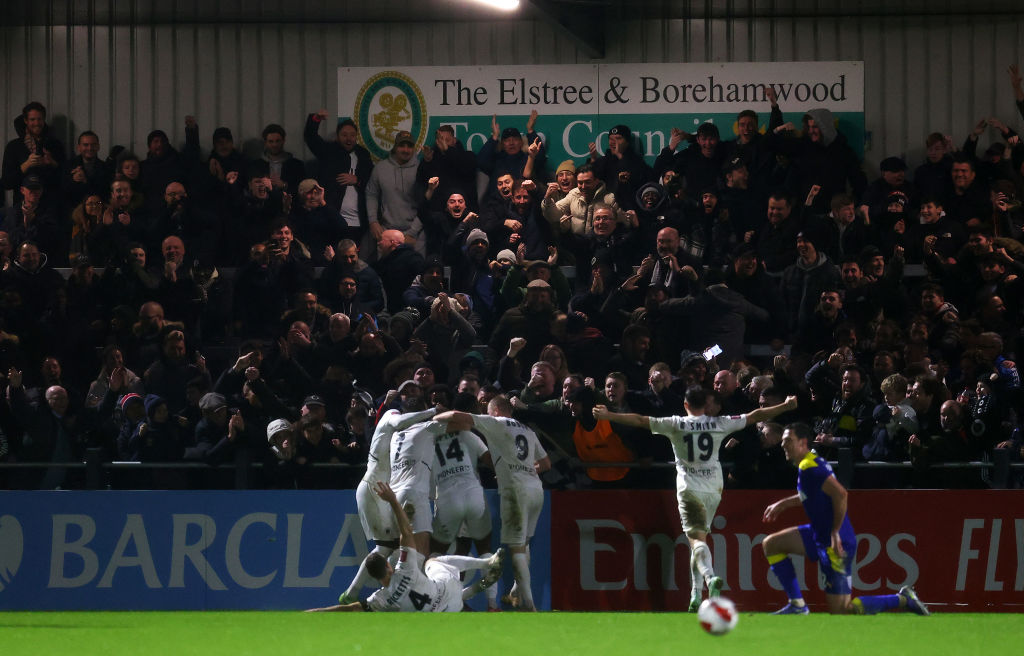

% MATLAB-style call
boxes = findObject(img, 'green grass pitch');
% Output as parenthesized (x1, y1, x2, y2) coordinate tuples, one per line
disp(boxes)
(2, 611, 1017, 656)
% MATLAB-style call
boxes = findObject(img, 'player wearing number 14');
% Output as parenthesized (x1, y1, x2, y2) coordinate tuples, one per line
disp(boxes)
(594, 386, 798, 611)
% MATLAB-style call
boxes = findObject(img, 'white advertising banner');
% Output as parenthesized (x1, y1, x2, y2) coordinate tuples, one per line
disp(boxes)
(338, 61, 864, 163)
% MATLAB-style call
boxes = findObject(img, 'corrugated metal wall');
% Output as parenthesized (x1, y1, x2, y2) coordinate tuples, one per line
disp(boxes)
(2, 9, 1022, 178)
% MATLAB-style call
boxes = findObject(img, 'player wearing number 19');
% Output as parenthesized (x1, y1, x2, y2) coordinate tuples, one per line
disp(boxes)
(594, 386, 798, 612)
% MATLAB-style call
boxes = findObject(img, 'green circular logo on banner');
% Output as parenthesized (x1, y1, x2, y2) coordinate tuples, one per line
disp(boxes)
(353, 71, 426, 161)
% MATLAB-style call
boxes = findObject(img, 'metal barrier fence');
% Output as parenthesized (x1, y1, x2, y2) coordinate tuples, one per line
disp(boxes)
(0, 447, 1018, 490)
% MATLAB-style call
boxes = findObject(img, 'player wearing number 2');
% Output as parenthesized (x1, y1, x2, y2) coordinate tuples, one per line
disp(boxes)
(435, 395, 551, 611)
(594, 386, 798, 611)
(338, 400, 437, 604)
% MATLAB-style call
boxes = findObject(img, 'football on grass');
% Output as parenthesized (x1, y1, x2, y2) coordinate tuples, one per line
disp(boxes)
(697, 597, 738, 635)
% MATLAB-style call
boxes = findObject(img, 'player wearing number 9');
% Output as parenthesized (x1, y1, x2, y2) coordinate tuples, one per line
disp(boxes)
(594, 386, 797, 612)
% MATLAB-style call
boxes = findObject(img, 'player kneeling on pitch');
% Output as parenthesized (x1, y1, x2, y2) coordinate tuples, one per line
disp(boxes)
(307, 481, 503, 612)
(761, 422, 930, 616)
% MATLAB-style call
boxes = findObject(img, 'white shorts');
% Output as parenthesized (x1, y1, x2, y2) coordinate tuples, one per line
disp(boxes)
(425, 559, 463, 612)
(432, 486, 491, 544)
(356, 479, 397, 542)
(677, 487, 721, 537)
(499, 485, 544, 546)
(395, 487, 434, 535)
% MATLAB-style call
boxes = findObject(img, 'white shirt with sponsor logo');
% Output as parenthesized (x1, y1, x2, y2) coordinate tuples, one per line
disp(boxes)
(361, 408, 437, 487)
(648, 414, 747, 493)
(433, 430, 488, 498)
(389, 420, 445, 496)
(472, 415, 546, 493)
(366, 547, 454, 612)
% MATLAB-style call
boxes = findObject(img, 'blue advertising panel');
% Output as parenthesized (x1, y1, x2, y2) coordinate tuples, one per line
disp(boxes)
(0, 490, 551, 610)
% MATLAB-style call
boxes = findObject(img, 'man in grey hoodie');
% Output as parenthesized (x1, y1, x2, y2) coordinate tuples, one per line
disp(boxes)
(366, 131, 425, 255)
(770, 107, 867, 215)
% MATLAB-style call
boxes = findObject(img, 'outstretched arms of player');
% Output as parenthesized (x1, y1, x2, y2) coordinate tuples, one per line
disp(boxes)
(433, 410, 476, 432)
(592, 405, 652, 430)
(392, 407, 439, 432)
(375, 481, 416, 548)
(743, 396, 798, 427)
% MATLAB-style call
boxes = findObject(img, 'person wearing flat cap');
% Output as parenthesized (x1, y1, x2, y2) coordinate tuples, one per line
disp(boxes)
(860, 155, 918, 224)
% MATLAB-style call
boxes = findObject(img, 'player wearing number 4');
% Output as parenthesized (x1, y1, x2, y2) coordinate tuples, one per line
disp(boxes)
(761, 422, 930, 616)
(307, 481, 504, 612)
(594, 386, 798, 612)
(435, 395, 551, 611)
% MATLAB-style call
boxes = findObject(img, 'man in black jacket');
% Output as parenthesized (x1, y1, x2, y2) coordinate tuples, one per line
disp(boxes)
(2, 102, 65, 205)
(591, 124, 654, 207)
(372, 228, 425, 314)
(61, 130, 113, 209)
(305, 111, 374, 244)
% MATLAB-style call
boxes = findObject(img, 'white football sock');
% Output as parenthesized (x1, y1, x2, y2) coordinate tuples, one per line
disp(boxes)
(690, 551, 703, 598)
(692, 540, 715, 585)
(512, 552, 535, 609)
(345, 545, 394, 598)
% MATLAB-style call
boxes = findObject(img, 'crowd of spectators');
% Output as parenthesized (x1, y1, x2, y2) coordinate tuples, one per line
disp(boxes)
(1, 68, 1022, 491)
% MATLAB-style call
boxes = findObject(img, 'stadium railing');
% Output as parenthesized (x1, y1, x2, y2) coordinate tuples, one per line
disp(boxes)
(0, 447, 1018, 490)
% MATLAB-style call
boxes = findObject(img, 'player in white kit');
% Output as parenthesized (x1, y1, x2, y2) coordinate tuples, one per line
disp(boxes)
(595, 385, 797, 611)
(389, 417, 448, 555)
(307, 481, 504, 613)
(435, 394, 551, 611)
(338, 400, 437, 604)
(430, 393, 499, 609)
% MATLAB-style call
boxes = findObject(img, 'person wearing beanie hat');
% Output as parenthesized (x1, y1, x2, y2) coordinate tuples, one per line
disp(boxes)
(780, 225, 841, 338)
(555, 159, 576, 176)
(496, 249, 517, 265)
(478, 110, 545, 203)
(139, 117, 197, 217)
(130, 394, 187, 464)
(265, 418, 295, 461)
(654, 120, 727, 198)
(111, 392, 147, 459)
(592, 122, 654, 200)
(538, 158, 580, 225)
(401, 254, 447, 316)
(207, 125, 247, 185)
(466, 228, 489, 247)
(120, 392, 144, 413)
